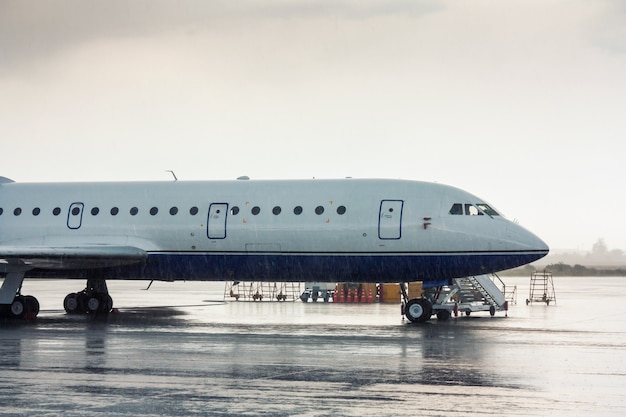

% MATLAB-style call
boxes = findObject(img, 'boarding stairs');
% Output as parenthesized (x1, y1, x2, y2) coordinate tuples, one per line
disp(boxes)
(464, 275, 505, 309)
(428, 274, 508, 318)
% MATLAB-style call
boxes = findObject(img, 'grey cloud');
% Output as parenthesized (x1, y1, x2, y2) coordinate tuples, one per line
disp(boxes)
(0, 0, 442, 73)
(590, 1, 626, 54)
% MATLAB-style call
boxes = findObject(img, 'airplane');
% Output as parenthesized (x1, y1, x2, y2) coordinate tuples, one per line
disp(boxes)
(0, 176, 548, 323)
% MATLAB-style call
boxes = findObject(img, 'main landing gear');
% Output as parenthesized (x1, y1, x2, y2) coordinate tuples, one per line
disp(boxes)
(0, 271, 40, 319)
(1, 273, 113, 319)
(400, 283, 432, 323)
(1, 295, 40, 319)
(63, 278, 113, 315)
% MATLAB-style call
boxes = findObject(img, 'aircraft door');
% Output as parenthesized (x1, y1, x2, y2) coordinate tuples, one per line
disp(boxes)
(378, 200, 404, 239)
(67, 202, 84, 230)
(207, 203, 228, 239)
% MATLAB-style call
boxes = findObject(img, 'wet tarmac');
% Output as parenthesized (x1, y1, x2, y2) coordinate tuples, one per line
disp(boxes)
(1, 277, 625, 416)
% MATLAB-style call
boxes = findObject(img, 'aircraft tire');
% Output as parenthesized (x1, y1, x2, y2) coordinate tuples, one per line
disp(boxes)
(436, 309, 451, 321)
(86, 295, 101, 314)
(9, 297, 26, 319)
(24, 295, 40, 318)
(489, 306, 496, 316)
(404, 298, 432, 323)
(103, 294, 113, 313)
(64, 293, 81, 314)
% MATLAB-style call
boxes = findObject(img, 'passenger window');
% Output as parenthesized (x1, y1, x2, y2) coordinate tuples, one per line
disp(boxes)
(111, 207, 119, 216)
(53, 207, 61, 216)
(0, 208, 3, 216)
(14, 208, 22, 216)
(272, 206, 281, 215)
(33, 207, 41, 216)
(293, 206, 303, 215)
(251, 206, 260, 215)
(449, 203, 463, 215)
(91, 207, 99, 216)
(315, 206, 324, 215)
(190, 207, 198, 215)
(130, 207, 138, 216)
(150, 207, 158, 216)
(231, 206, 240, 215)
(337, 206, 346, 215)
(170, 207, 178, 215)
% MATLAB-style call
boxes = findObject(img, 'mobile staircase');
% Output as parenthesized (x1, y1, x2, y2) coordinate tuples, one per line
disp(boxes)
(426, 274, 508, 320)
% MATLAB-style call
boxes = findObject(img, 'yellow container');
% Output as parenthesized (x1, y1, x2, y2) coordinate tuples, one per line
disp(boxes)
(380, 283, 402, 303)
(407, 281, 423, 299)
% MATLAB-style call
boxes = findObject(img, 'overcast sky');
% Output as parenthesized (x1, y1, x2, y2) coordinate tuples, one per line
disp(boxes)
(1, 0, 625, 251)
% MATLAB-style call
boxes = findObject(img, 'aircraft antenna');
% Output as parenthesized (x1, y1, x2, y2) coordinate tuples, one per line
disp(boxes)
(166, 170, 178, 181)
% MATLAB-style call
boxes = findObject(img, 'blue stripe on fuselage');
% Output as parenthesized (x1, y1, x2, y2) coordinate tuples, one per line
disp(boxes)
(25, 251, 545, 283)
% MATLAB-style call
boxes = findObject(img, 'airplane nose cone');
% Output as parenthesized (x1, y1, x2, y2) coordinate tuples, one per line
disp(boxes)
(508, 223, 549, 261)
(531, 235, 550, 259)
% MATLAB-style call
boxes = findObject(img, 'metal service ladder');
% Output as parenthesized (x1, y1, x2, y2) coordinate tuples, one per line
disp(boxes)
(224, 281, 301, 301)
(526, 271, 556, 305)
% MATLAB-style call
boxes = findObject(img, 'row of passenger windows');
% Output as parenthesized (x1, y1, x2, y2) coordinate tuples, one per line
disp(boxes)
(237, 205, 347, 216)
(0, 205, 348, 217)
(448, 203, 499, 216)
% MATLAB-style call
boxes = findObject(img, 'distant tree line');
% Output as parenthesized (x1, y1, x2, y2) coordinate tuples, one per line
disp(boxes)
(540, 238, 625, 268)
(500, 238, 626, 276)
(502, 263, 626, 277)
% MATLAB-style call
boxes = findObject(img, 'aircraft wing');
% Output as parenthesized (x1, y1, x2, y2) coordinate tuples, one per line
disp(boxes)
(0, 245, 147, 271)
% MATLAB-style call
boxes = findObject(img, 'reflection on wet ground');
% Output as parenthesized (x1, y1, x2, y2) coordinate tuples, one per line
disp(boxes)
(1, 277, 625, 416)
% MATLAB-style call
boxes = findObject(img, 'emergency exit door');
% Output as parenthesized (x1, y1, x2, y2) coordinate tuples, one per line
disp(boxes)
(207, 203, 228, 239)
(378, 200, 404, 239)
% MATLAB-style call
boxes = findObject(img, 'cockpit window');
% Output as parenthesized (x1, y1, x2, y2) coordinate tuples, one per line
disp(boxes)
(449, 203, 463, 215)
(448, 203, 500, 217)
(476, 203, 499, 216)
(465, 204, 482, 216)
(450, 202, 498, 216)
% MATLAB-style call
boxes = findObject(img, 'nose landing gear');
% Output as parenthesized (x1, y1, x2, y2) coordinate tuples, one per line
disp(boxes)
(400, 282, 433, 323)
(404, 298, 433, 322)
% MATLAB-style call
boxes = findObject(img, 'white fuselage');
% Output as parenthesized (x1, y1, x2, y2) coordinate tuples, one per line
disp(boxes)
(0, 178, 548, 285)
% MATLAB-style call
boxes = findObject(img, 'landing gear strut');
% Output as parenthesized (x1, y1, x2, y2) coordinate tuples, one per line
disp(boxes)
(400, 282, 432, 323)
(64, 278, 113, 315)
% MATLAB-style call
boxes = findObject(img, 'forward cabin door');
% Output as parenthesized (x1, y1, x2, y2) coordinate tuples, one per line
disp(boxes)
(378, 200, 404, 239)
(207, 203, 228, 239)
